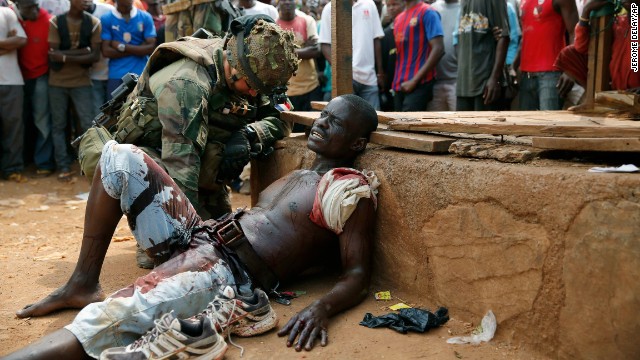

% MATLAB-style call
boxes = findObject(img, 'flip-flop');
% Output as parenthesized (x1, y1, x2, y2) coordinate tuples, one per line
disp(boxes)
(58, 171, 74, 182)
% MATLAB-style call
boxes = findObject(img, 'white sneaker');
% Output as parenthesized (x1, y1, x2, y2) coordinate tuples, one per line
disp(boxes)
(100, 311, 227, 360)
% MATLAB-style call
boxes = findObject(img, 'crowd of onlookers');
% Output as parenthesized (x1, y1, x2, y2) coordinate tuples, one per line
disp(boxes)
(1, 0, 161, 182)
(1, 0, 638, 182)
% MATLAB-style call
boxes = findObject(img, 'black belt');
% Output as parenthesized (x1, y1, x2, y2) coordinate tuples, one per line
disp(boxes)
(213, 213, 281, 297)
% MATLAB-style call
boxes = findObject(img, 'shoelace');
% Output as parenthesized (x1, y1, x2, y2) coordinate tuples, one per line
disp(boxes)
(203, 298, 245, 356)
(130, 314, 173, 353)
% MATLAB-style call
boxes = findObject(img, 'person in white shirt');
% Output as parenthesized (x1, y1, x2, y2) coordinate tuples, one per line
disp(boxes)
(238, 0, 278, 20)
(0, 6, 28, 182)
(318, 0, 385, 110)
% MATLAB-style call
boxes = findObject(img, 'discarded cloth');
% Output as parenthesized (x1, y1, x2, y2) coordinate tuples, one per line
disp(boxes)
(310, 168, 380, 234)
(447, 310, 497, 345)
(360, 307, 449, 334)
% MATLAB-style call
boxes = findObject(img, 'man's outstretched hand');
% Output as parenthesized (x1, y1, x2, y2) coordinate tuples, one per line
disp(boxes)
(277, 302, 329, 351)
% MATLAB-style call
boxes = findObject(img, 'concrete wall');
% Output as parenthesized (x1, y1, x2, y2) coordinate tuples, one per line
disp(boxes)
(254, 136, 640, 359)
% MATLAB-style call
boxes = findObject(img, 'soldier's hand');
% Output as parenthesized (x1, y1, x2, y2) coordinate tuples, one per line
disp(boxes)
(219, 129, 251, 181)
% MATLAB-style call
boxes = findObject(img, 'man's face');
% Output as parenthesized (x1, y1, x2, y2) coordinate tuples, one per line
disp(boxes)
(386, 0, 403, 19)
(278, 0, 296, 20)
(308, 97, 361, 158)
(17, 1, 39, 20)
(70, 0, 87, 12)
(116, 0, 134, 14)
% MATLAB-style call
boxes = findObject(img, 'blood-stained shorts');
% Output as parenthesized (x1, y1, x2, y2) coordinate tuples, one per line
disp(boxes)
(64, 141, 252, 359)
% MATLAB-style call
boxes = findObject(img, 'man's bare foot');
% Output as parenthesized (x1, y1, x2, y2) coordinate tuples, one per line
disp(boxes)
(16, 283, 105, 318)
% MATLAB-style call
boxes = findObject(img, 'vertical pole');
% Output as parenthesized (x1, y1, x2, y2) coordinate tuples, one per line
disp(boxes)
(331, 0, 353, 97)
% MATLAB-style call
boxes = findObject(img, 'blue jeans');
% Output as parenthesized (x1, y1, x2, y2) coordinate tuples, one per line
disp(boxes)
(519, 71, 563, 110)
(49, 85, 94, 171)
(24, 75, 54, 170)
(0, 85, 24, 176)
(353, 80, 380, 110)
(393, 80, 434, 111)
(91, 79, 109, 118)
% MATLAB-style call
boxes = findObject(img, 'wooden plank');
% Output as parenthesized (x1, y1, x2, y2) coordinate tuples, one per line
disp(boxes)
(311, 101, 328, 110)
(331, 0, 352, 97)
(586, 15, 613, 109)
(282, 111, 319, 127)
(371, 131, 454, 153)
(385, 111, 640, 138)
(594, 15, 612, 93)
(532, 137, 640, 152)
(309, 101, 395, 124)
(281, 111, 456, 153)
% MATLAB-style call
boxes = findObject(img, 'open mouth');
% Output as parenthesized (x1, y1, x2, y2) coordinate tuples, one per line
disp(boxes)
(310, 130, 325, 140)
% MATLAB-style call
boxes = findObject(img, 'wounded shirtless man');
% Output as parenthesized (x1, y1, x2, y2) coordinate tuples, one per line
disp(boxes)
(6, 94, 379, 360)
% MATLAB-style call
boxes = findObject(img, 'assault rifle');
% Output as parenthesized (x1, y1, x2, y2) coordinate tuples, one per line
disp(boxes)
(71, 73, 139, 148)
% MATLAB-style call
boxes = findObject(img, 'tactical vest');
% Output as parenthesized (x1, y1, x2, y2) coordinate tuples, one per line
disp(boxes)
(111, 37, 258, 190)
(112, 37, 225, 148)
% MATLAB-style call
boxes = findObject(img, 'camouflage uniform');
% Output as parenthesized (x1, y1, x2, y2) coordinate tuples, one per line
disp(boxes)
(162, 0, 242, 42)
(112, 19, 298, 220)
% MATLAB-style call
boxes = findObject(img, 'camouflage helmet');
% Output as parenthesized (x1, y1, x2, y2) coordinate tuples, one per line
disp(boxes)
(225, 15, 298, 96)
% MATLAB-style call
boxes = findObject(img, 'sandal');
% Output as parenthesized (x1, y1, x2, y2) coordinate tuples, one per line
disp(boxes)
(58, 170, 74, 182)
(6, 173, 28, 183)
(36, 169, 53, 177)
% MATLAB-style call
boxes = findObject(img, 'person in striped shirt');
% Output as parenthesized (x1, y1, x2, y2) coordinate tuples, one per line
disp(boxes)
(392, 0, 444, 111)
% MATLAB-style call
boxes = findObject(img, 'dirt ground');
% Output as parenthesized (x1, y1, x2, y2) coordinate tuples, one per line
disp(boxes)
(0, 165, 545, 359)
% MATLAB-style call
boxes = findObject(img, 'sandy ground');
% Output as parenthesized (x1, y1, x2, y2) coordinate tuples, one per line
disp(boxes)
(0, 165, 546, 359)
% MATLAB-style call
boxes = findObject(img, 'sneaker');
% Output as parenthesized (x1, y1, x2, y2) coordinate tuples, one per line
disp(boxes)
(136, 244, 155, 269)
(5, 172, 28, 183)
(203, 287, 278, 337)
(100, 311, 227, 360)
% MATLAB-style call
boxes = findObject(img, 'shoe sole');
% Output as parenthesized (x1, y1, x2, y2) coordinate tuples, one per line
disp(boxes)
(193, 341, 228, 360)
(232, 305, 278, 337)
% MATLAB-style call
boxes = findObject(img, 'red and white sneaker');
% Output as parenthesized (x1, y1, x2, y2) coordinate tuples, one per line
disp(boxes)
(202, 286, 278, 338)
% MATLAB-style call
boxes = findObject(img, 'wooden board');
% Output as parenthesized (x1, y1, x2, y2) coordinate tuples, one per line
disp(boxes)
(331, 0, 352, 97)
(282, 111, 319, 127)
(532, 137, 640, 152)
(281, 111, 455, 153)
(371, 131, 454, 153)
(309, 101, 394, 124)
(311, 101, 328, 111)
(586, 15, 613, 109)
(384, 111, 640, 138)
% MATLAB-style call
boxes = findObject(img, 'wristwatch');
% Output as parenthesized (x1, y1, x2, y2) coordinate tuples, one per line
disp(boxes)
(117, 43, 126, 53)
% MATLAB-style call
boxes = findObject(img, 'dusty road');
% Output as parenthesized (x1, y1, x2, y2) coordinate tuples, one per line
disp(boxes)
(0, 166, 544, 359)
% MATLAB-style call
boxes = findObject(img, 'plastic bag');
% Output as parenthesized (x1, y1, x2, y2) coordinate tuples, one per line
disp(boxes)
(360, 307, 449, 334)
(447, 310, 497, 345)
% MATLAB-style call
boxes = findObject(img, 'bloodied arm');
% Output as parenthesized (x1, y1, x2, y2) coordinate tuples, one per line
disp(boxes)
(277, 198, 376, 351)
